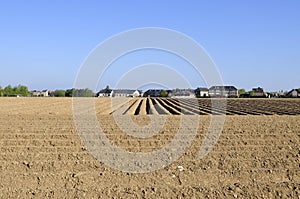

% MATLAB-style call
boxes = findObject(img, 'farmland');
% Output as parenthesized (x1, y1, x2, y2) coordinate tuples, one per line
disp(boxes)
(0, 98, 299, 198)
(97, 97, 300, 115)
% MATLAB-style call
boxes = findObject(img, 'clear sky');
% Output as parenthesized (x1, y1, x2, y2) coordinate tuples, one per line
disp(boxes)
(0, 1, 299, 92)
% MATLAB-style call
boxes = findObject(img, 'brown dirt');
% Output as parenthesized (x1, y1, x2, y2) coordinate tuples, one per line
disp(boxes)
(0, 98, 299, 198)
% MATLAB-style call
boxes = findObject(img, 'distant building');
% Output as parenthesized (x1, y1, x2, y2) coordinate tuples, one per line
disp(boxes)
(144, 89, 163, 97)
(97, 89, 141, 97)
(31, 89, 50, 97)
(112, 89, 141, 97)
(97, 89, 113, 97)
(31, 90, 40, 97)
(194, 87, 209, 98)
(41, 90, 50, 97)
(171, 88, 195, 98)
(287, 89, 300, 98)
(252, 87, 266, 97)
(209, 86, 238, 98)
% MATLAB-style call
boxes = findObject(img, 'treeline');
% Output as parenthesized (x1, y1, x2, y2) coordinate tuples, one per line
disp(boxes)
(0, 85, 94, 97)
(0, 85, 29, 97)
(51, 88, 94, 97)
(65, 88, 94, 97)
(46, 88, 94, 97)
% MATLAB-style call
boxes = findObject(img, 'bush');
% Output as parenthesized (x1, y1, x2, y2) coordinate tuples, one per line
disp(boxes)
(160, 90, 168, 97)
(66, 88, 94, 97)
(54, 90, 66, 97)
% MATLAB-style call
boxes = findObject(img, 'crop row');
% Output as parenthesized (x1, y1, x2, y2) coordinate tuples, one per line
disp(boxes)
(110, 98, 300, 115)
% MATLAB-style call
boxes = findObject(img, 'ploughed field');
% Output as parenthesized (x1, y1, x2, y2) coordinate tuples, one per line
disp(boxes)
(0, 98, 299, 198)
(96, 98, 300, 115)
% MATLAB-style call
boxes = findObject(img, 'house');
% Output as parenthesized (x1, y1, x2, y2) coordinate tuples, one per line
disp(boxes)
(97, 89, 141, 97)
(41, 90, 50, 97)
(252, 87, 266, 97)
(31, 89, 50, 97)
(171, 88, 195, 98)
(31, 90, 39, 97)
(166, 90, 172, 97)
(209, 86, 238, 98)
(143, 89, 173, 97)
(31, 90, 42, 97)
(223, 86, 238, 98)
(112, 89, 141, 97)
(287, 89, 300, 98)
(144, 89, 163, 97)
(194, 87, 209, 98)
(97, 89, 113, 97)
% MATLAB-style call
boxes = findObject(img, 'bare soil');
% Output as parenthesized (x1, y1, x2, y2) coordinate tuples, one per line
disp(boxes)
(0, 98, 299, 198)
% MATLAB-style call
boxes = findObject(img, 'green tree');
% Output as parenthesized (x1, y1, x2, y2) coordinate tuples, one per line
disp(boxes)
(54, 90, 66, 97)
(78, 89, 84, 97)
(0, 86, 3, 97)
(17, 85, 28, 96)
(83, 88, 94, 97)
(298, 88, 300, 93)
(2, 84, 28, 96)
(238, 89, 245, 95)
(12, 86, 18, 95)
(160, 90, 168, 97)
(3, 85, 13, 96)
(65, 88, 75, 97)
(249, 90, 254, 97)
(67, 88, 94, 97)
(105, 85, 110, 91)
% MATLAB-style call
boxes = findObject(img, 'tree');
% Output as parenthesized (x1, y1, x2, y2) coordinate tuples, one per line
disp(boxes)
(0, 86, 2, 97)
(17, 85, 28, 96)
(3, 85, 13, 96)
(65, 88, 75, 97)
(160, 90, 168, 97)
(66, 88, 94, 97)
(12, 86, 18, 94)
(249, 90, 254, 97)
(105, 85, 110, 91)
(238, 89, 245, 95)
(1, 84, 29, 96)
(298, 88, 300, 93)
(54, 90, 66, 97)
(83, 88, 94, 97)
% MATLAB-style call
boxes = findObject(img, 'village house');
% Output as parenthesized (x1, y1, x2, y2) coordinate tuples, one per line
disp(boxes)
(171, 88, 195, 98)
(97, 89, 113, 97)
(144, 89, 163, 97)
(209, 86, 238, 98)
(112, 89, 141, 97)
(31, 90, 40, 97)
(97, 89, 141, 97)
(287, 89, 300, 98)
(31, 89, 50, 97)
(41, 90, 50, 97)
(252, 87, 266, 97)
(194, 87, 209, 98)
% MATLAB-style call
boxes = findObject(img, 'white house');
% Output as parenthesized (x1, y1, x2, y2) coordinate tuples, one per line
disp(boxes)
(209, 86, 238, 98)
(31, 89, 50, 97)
(171, 89, 196, 98)
(97, 89, 141, 97)
(112, 89, 141, 97)
(287, 89, 300, 97)
(97, 89, 113, 97)
(41, 90, 50, 97)
(195, 87, 209, 97)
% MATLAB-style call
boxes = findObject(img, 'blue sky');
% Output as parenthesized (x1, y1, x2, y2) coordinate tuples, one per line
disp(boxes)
(0, 1, 299, 92)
